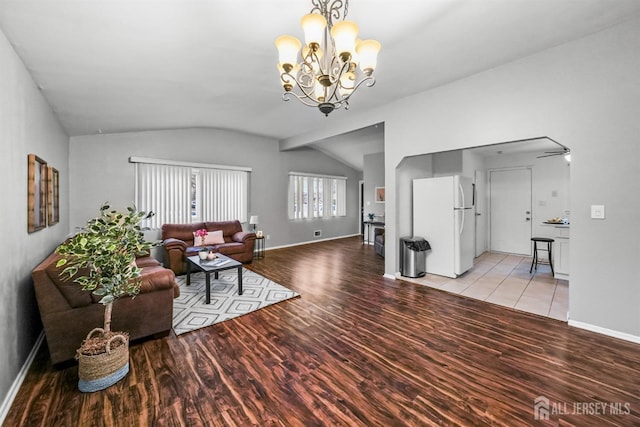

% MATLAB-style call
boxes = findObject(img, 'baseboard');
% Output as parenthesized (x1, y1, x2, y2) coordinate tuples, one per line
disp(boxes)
(383, 273, 396, 280)
(568, 320, 640, 345)
(0, 331, 45, 425)
(264, 233, 361, 251)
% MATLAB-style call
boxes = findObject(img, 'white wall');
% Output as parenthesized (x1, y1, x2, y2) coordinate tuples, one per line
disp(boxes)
(281, 17, 640, 339)
(0, 29, 69, 415)
(381, 19, 640, 338)
(69, 128, 361, 250)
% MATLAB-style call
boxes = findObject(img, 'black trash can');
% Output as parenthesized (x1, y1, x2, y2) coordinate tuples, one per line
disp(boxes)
(400, 236, 431, 278)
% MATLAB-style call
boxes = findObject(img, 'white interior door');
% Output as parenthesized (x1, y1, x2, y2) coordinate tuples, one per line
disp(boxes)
(489, 168, 532, 255)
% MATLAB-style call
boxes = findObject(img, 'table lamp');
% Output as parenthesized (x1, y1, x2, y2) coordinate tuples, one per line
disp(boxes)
(249, 215, 259, 232)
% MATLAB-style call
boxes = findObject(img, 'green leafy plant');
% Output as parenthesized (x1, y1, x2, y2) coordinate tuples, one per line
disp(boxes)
(56, 203, 159, 335)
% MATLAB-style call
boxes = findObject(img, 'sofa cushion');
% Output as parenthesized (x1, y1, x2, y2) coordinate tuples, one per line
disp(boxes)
(203, 230, 225, 245)
(214, 242, 245, 255)
(205, 221, 241, 240)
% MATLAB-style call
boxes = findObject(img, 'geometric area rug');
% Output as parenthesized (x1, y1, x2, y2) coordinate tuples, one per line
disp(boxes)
(172, 268, 300, 335)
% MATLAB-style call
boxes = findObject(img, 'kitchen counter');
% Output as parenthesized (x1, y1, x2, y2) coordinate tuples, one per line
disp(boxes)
(541, 222, 570, 228)
(540, 223, 569, 279)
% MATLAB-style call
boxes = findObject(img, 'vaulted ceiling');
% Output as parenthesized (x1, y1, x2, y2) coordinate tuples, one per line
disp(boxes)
(1, 0, 639, 168)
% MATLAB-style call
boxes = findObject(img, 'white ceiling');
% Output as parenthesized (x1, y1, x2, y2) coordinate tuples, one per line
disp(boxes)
(1, 0, 639, 169)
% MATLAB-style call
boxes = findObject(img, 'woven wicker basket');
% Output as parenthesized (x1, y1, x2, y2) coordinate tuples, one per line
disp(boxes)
(77, 328, 130, 393)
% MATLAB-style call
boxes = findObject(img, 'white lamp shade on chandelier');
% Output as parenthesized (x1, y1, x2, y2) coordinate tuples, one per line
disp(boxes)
(275, 0, 381, 116)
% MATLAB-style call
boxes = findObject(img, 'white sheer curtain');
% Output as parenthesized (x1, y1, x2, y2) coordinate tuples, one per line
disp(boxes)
(200, 168, 248, 222)
(136, 163, 191, 229)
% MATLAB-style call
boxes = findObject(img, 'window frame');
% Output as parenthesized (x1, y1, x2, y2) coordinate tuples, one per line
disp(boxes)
(288, 172, 347, 220)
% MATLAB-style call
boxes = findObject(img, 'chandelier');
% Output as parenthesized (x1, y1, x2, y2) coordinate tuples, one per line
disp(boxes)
(275, 0, 381, 116)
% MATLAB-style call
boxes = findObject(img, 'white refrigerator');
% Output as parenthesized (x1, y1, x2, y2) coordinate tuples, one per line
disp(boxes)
(413, 175, 475, 278)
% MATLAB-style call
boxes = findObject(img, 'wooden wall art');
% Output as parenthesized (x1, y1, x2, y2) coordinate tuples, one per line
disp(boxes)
(28, 154, 47, 233)
(48, 166, 59, 225)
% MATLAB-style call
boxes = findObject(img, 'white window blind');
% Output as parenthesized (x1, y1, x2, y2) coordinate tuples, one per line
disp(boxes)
(288, 172, 347, 220)
(136, 163, 192, 229)
(200, 168, 248, 223)
(133, 158, 250, 229)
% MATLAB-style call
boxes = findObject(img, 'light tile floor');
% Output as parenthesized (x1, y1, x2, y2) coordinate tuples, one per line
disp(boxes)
(402, 252, 569, 321)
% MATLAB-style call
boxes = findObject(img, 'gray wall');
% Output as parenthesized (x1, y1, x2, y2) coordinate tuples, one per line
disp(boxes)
(0, 29, 69, 414)
(69, 128, 361, 250)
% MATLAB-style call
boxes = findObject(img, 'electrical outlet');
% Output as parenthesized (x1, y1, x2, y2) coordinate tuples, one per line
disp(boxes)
(266, 234, 270, 240)
(314, 230, 322, 237)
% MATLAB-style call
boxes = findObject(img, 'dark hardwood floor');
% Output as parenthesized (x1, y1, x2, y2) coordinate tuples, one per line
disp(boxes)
(6, 236, 640, 426)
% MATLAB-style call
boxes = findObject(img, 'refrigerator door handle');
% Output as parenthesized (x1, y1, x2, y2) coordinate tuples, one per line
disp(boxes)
(459, 208, 464, 236)
(459, 183, 465, 208)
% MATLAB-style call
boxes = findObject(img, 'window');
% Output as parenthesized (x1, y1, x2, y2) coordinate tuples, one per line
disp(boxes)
(288, 172, 347, 219)
(132, 157, 250, 229)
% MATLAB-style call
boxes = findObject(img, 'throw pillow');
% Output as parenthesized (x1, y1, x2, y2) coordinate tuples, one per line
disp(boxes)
(203, 230, 225, 245)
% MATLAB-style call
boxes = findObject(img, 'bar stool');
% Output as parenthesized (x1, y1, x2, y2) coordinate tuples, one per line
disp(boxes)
(530, 237, 555, 275)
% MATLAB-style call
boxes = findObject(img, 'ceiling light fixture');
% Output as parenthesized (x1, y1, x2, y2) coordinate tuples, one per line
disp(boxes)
(275, 0, 381, 116)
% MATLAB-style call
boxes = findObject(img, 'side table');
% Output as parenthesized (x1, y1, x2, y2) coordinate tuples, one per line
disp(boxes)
(254, 236, 265, 259)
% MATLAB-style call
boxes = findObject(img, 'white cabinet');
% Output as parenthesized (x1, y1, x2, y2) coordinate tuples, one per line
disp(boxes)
(553, 227, 570, 279)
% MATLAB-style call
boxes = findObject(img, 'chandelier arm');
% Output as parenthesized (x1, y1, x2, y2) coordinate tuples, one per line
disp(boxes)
(283, 91, 323, 108)
(351, 75, 376, 92)
(328, 0, 346, 28)
(338, 75, 375, 104)
(310, 0, 325, 16)
(323, 60, 352, 102)
(305, 51, 327, 77)
(324, 78, 342, 104)
(280, 72, 322, 103)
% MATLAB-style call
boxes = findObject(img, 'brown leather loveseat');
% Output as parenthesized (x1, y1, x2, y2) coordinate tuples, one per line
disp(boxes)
(162, 220, 256, 275)
(32, 250, 180, 365)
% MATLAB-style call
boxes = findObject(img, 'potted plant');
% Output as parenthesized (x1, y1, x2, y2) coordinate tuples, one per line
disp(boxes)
(55, 203, 158, 392)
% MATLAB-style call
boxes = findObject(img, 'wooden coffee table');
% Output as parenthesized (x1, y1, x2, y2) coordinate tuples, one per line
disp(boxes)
(185, 254, 243, 304)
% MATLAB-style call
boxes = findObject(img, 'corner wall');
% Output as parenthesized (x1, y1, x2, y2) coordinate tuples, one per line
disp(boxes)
(383, 18, 640, 338)
(281, 17, 640, 340)
(0, 28, 69, 416)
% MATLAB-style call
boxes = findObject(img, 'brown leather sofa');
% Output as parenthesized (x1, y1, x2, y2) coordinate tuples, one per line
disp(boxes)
(162, 220, 256, 275)
(32, 250, 180, 365)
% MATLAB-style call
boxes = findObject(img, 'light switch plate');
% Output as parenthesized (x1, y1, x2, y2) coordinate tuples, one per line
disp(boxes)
(591, 205, 605, 219)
